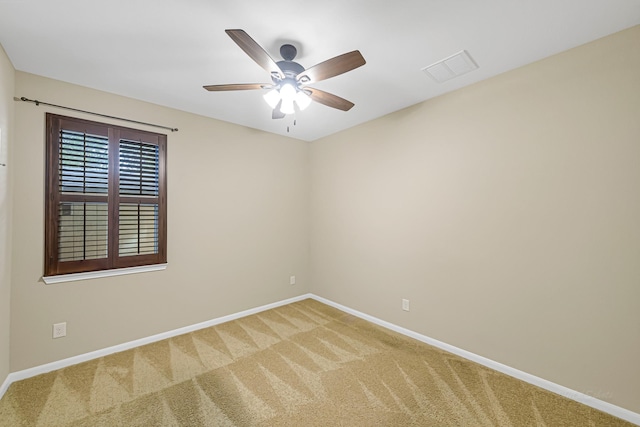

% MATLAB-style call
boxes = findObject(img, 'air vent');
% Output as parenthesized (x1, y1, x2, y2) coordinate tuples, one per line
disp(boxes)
(422, 50, 478, 83)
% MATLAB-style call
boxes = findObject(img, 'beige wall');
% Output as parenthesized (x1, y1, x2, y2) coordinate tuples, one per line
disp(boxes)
(310, 26, 640, 413)
(10, 72, 310, 371)
(0, 45, 15, 387)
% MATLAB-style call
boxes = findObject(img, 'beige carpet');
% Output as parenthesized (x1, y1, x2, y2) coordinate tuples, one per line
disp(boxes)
(0, 299, 634, 426)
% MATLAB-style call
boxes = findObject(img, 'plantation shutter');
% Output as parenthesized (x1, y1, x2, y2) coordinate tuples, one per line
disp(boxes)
(59, 130, 109, 194)
(118, 139, 161, 257)
(57, 129, 110, 263)
(45, 114, 167, 277)
(118, 140, 159, 196)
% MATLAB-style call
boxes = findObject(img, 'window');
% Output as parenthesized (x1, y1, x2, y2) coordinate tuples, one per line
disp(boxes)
(45, 113, 167, 277)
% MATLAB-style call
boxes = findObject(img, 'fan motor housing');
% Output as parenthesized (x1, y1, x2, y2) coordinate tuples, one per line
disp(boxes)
(276, 60, 305, 78)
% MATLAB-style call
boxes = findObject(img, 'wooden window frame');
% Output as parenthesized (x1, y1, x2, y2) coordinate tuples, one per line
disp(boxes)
(45, 113, 167, 277)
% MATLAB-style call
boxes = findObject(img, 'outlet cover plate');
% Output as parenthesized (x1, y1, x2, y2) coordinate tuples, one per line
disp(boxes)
(53, 322, 67, 338)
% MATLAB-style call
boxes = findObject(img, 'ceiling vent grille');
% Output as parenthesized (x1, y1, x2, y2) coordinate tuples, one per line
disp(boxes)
(422, 50, 478, 83)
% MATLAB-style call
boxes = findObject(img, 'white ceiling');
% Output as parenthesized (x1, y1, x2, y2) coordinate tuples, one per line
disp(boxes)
(1, 0, 639, 141)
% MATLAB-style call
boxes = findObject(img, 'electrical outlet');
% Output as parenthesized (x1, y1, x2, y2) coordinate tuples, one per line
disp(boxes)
(402, 299, 410, 311)
(53, 322, 66, 338)
(290, 275, 296, 285)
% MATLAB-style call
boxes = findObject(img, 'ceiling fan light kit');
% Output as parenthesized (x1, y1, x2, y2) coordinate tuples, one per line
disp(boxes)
(204, 29, 365, 121)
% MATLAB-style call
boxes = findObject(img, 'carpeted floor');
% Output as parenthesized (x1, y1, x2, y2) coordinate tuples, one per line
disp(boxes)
(0, 299, 634, 426)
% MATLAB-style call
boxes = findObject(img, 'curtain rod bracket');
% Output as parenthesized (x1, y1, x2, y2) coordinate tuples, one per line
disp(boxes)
(15, 96, 178, 132)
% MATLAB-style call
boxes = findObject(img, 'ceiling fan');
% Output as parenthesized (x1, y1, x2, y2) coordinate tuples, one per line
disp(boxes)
(204, 29, 366, 119)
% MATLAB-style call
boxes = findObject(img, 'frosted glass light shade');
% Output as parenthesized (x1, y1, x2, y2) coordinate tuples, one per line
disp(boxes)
(295, 91, 311, 110)
(280, 84, 296, 103)
(263, 89, 280, 108)
(280, 98, 295, 114)
(279, 84, 296, 114)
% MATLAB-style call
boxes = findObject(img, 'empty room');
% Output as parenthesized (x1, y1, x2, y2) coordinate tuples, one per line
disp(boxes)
(0, 1, 639, 425)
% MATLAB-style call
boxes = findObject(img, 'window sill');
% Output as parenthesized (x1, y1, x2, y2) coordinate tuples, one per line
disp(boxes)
(43, 263, 167, 285)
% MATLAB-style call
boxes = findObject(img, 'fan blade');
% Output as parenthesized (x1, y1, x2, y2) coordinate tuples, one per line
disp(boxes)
(225, 29, 284, 79)
(203, 83, 269, 91)
(297, 51, 365, 84)
(306, 88, 355, 111)
(272, 100, 286, 119)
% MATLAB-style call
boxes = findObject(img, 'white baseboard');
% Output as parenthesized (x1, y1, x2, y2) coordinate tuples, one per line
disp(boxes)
(1, 292, 638, 425)
(310, 295, 640, 426)
(0, 373, 11, 400)
(2, 294, 310, 392)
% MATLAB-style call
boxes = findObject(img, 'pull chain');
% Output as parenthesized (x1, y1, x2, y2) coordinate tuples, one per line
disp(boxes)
(286, 117, 298, 133)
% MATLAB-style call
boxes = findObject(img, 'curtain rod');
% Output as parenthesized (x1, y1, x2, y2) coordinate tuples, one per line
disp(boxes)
(14, 96, 179, 132)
